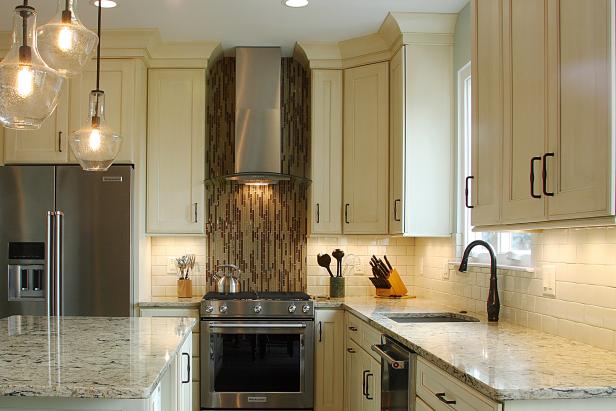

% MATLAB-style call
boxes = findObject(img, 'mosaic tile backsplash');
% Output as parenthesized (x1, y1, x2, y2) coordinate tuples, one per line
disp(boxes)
(204, 57, 310, 292)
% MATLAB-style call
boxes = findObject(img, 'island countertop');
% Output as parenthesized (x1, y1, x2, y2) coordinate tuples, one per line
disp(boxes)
(0, 315, 195, 399)
(315, 296, 616, 402)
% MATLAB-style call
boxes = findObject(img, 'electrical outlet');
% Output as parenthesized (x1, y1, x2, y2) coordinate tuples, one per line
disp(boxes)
(167, 257, 177, 274)
(542, 265, 556, 297)
(442, 263, 450, 280)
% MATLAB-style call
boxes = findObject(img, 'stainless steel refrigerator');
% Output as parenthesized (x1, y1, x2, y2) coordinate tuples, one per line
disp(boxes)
(0, 165, 133, 318)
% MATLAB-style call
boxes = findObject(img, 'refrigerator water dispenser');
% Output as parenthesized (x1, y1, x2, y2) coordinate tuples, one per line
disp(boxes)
(8, 242, 45, 301)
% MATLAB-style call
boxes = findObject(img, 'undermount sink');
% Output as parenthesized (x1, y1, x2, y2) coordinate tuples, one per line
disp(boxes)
(383, 312, 480, 324)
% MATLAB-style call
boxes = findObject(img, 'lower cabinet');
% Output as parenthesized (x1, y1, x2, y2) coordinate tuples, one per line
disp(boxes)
(315, 309, 345, 411)
(416, 396, 435, 411)
(344, 312, 381, 411)
(139, 307, 200, 411)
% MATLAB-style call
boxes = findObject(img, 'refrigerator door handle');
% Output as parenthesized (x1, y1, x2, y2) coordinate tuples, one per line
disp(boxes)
(53, 211, 64, 316)
(46, 212, 54, 317)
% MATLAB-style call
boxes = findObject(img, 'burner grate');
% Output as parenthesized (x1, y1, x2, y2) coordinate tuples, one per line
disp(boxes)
(203, 291, 310, 301)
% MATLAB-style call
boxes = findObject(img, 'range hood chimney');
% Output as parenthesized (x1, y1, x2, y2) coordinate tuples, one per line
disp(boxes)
(225, 47, 289, 185)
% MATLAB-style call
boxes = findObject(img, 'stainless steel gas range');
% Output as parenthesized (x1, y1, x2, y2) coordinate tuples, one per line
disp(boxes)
(200, 292, 314, 411)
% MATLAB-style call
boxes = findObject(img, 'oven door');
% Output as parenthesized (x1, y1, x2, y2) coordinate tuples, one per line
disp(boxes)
(201, 319, 314, 410)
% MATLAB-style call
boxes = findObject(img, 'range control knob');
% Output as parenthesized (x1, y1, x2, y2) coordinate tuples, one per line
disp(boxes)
(288, 304, 297, 313)
(302, 304, 311, 313)
(219, 305, 228, 314)
(253, 305, 262, 314)
(204, 306, 214, 314)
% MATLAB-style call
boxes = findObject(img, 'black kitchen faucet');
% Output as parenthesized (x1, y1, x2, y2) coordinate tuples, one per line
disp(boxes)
(459, 240, 500, 322)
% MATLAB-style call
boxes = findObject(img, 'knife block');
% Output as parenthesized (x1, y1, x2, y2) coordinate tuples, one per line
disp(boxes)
(375, 268, 408, 298)
(177, 279, 193, 298)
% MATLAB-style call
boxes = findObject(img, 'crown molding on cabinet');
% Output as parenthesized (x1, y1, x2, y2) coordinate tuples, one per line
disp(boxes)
(0, 29, 222, 69)
(294, 12, 456, 69)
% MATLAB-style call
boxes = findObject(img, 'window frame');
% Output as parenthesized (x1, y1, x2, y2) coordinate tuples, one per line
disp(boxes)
(456, 62, 532, 268)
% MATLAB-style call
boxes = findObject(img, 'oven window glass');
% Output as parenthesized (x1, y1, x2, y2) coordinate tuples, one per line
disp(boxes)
(212, 332, 301, 392)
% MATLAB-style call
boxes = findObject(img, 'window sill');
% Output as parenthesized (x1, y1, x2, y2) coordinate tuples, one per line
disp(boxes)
(448, 261, 535, 273)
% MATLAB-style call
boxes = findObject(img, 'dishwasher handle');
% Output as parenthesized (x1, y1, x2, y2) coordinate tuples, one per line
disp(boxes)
(371, 343, 408, 369)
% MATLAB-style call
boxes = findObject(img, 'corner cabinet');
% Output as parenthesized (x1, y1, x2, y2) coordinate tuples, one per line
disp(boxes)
(146, 69, 205, 235)
(390, 42, 453, 236)
(314, 309, 344, 411)
(343, 62, 389, 234)
(309, 70, 343, 235)
(471, 0, 615, 229)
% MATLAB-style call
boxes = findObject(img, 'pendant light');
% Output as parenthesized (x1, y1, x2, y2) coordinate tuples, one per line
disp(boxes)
(69, 2, 121, 172)
(38, 0, 99, 78)
(0, 1, 64, 130)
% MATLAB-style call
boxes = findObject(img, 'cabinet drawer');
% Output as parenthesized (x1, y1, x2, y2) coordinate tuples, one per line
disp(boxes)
(417, 396, 436, 411)
(416, 358, 501, 411)
(345, 312, 382, 362)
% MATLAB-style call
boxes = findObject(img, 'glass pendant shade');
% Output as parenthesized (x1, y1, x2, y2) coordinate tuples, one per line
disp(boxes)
(38, 0, 98, 77)
(69, 90, 122, 171)
(0, 5, 64, 130)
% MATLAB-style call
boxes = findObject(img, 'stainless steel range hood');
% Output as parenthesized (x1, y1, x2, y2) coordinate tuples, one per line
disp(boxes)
(224, 47, 289, 185)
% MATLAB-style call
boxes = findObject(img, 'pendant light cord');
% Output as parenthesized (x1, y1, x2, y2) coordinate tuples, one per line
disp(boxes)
(21, 0, 28, 49)
(96, 1, 102, 92)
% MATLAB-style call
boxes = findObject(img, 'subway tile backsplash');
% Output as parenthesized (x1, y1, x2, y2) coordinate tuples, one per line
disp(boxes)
(307, 236, 415, 297)
(414, 227, 616, 351)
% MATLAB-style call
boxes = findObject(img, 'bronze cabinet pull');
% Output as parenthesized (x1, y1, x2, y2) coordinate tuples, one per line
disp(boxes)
(530, 156, 542, 199)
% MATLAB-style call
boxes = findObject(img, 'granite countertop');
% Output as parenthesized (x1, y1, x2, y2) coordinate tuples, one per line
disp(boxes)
(139, 296, 203, 308)
(0, 315, 195, 399)
(316, 296, 616, 402)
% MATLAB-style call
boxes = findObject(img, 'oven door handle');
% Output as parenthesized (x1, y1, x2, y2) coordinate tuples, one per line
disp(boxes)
(207, 323, 308, 329)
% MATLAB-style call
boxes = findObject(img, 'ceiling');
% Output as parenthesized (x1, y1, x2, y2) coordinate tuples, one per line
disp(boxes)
(0, 0, 468, 54)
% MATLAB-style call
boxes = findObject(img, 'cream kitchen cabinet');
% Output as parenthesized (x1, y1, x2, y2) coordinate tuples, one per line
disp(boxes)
(314, 309, 344, 411)
(147, 69, 205, 235)
(309, 70, 343, 235)
(470, 0, 504, 227)
(139, 307, 200, 411)
(343, 62, 389, 234)
(389, 42, 453, 236)
(345, 339, 381, 411)
(70, 58, 146, 165)
(3, 58, 145, 165)
(471, 0, 614, 229)
(4, 86, 70, 164)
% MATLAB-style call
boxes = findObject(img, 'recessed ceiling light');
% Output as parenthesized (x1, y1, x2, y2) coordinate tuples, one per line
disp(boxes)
(283, 0, 309, 8)
(91, 0, 118, 8)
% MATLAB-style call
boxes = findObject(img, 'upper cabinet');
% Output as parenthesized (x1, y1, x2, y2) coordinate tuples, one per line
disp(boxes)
(309, 70, 343, 235)
(3, 58, 146, 166)
(471, 0, 614, 229)
(343, 62, 389, 234)
(4, 86, 69, 164)
(390, 43, 453, 236)
(147, 69, 205, 235)
(70, 59, 146, 165)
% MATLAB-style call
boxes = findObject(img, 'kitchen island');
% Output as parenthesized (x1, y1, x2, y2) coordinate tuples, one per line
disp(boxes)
(0, 315, 194, 410)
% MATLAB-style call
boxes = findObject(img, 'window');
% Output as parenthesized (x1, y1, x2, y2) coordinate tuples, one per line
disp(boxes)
(457, 63, 532, 268)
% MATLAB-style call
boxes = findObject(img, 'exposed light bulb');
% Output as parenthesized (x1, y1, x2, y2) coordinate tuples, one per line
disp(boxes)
(16, 65, 34, 98)
(89, 128, 102, 151)
(57, 26, 74, 52)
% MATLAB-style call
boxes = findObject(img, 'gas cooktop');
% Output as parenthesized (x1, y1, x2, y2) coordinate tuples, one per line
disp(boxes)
(203, 291, 310, 301)
(201, 291, 313, 318)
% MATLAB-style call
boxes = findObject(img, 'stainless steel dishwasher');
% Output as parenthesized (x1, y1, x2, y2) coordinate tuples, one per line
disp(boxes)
(372, 335, 416, 411)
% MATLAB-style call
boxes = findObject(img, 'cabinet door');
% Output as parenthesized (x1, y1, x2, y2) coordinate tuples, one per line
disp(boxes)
(70, 59, 140, 164)
(389, 48, 405, 234)
(471, 0, 503, 226)
(177, 333, 193, 411)
(343, 62, 389, 234)
(501, 0, 549, 223)
(363, 352, 381, 411)
(147, 69, 205, 234)
(310, 70, 343, 235)
(416, 396, 435, 411)
(315, 309, 344, 411)
(546, 0, 612, 219)
(4, 86, 69, 164)
(345, 339, 364, 411)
